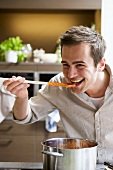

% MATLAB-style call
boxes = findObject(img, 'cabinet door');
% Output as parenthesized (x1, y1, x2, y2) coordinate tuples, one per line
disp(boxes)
(0, 120, 35, 135)
(0, 136, 35, 162)
(36, 136, 45, 162)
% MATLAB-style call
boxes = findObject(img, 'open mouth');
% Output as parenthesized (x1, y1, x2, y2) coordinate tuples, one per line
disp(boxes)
(71, 79, 84, 86)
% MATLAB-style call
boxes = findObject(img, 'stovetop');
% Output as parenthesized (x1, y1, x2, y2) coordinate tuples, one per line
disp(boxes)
(0, 162, 112, 170)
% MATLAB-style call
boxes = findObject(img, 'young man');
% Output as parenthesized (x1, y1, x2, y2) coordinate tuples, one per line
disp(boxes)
(3, 26, 113, 164)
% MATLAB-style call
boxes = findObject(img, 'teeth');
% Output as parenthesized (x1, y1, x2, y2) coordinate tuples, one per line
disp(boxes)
(72, 79, 82, 83)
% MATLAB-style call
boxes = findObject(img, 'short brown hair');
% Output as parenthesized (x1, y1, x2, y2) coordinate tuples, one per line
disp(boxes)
(60, 26, 106, 67)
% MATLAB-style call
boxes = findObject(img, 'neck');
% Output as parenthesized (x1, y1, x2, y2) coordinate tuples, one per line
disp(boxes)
(86, 69, 110, 98)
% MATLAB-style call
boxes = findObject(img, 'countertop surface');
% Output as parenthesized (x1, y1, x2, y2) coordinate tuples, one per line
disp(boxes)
(0, 162, 105, 169)
(0, 62, 62, 72)
(0, 162, 43, 169)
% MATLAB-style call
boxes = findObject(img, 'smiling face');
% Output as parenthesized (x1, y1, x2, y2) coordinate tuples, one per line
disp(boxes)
(61, 43, 104, 95)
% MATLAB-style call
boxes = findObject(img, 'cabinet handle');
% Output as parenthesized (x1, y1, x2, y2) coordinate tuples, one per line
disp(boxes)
(0, 139, 12, 146)
(0, 125, 13, 132)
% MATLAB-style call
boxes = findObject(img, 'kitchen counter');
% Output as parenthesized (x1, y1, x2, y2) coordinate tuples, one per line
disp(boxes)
(0, 162, 105, 169)
(0, 162, 43, 169)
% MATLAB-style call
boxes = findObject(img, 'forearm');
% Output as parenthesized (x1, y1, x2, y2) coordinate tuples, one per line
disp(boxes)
(13, 96, 29, 120)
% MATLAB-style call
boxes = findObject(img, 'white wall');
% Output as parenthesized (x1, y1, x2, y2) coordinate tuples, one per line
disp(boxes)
(101, 0, 113, 70)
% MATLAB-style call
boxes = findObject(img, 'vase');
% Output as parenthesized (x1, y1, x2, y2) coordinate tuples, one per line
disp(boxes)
(5, 50, 18, 63)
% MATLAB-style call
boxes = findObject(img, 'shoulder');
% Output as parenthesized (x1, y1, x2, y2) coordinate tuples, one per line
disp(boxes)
(105, 65, 113, 89)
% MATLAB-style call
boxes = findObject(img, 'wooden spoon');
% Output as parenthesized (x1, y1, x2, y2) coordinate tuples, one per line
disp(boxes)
(24, 80, 75, 88)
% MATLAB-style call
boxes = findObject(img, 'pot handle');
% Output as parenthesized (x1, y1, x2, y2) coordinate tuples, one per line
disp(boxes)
(42, 150, 63, 157)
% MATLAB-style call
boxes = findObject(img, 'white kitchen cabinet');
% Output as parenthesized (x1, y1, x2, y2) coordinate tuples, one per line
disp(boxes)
(0, 0, 101, 10)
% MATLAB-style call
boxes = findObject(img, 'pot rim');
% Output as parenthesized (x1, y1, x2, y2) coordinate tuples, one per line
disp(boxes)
(41, 137, 98, 150)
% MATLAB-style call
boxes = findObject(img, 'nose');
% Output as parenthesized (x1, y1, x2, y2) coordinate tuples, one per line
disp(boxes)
(68, 66, 78, 78)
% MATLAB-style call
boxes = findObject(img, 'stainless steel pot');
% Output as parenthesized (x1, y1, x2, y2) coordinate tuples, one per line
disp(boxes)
(41, 138, 98, 170)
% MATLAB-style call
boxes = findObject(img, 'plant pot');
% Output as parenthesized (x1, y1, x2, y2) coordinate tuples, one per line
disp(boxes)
(5, 50, 18, 63)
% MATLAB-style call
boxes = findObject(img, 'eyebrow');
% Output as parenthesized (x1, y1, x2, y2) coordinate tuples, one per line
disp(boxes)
(61, 61, 86, 65)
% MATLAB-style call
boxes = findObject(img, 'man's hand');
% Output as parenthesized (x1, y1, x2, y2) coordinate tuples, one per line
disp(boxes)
(3, 76, 30, 98)
(3, 76, 30, 120)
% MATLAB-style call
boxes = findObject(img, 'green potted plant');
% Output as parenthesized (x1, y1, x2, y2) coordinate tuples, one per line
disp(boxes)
(0, 36, 26, 62)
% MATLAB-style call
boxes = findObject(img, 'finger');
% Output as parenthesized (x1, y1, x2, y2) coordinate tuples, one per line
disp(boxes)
(5, 77, 25, 88)
(12, 76, 25, 82)
(6, 80, 29, 92)
(3, 78, 14, 86)
(3, 76, 25, 86)
(11, 83, 29, 93)
(9, 83, 30, 97)
(11, 88, 28, 98)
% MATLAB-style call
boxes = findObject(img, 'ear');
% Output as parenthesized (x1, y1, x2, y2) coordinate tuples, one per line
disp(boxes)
(98, 57, 106, 71)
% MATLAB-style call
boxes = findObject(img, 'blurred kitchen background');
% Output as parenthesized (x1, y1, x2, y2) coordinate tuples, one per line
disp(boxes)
(0, 0, 112, 68)
(0, 0, 101, 53)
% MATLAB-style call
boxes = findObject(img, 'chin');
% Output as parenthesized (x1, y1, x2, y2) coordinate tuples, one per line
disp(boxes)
(72, 88, 82, 94)
(72, 86, 86, 94)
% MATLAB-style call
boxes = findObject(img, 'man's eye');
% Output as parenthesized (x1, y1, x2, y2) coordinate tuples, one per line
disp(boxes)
(62, 64, 69, 67)
(76, 64, 85, 68)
